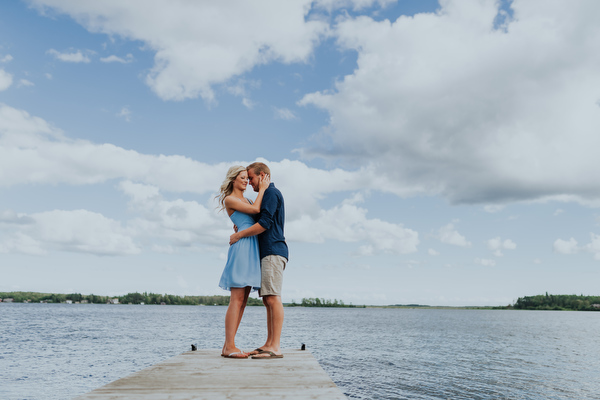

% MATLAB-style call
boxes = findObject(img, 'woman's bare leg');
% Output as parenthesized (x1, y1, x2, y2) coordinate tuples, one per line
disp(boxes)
(222, 287, 249, 357)
(233, 287, 251, 334)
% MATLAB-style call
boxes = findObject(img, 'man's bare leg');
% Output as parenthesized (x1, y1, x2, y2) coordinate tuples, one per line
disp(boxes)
(249, 297, 271, 355)
(253, 295, 283, 357)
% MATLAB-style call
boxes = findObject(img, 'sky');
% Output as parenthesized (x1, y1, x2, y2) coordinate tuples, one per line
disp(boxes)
(1, 0, 600, 306)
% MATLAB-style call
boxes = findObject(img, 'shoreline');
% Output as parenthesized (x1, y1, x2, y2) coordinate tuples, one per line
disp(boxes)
(3, 291, 599, 310)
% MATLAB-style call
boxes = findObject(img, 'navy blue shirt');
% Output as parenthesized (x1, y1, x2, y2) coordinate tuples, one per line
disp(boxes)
(256, 183, 288, 261)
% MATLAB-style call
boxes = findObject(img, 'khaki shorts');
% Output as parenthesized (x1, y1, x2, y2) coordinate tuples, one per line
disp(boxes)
(259, 255, 287, 297)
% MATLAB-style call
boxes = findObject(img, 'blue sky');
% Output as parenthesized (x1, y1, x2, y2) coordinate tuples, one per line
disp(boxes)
(1, 0, 600, 306)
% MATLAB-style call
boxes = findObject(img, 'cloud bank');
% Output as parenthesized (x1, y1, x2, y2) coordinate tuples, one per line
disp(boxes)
(300, 0, 600, 205)
(16, 0, 600, 258)
(30, 0, 331, 102)
(0, 103, 417, 256)
(30, 0, 600, 207)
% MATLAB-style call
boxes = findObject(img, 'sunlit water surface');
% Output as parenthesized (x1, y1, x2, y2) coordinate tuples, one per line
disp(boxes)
(1, 304, 599, 399)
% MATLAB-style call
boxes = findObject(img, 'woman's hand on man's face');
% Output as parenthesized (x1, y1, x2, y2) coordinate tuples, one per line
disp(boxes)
(259, 174, 270, 191)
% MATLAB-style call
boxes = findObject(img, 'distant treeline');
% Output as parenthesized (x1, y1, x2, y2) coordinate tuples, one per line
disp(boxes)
(393, 304, 431, 308)
(0, 291, 263, 306)
(514, 293, 600, 311)
(0, 292, 361, 307)
(288, 298, 364, 308)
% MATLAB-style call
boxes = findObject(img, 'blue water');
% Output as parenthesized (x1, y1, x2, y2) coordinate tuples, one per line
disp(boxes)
(1, 304, 599, 400)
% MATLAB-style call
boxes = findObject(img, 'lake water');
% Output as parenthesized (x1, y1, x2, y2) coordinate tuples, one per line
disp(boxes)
(1, 304, 599, 400)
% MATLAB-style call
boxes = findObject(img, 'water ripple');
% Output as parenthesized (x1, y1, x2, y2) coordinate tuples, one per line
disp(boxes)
(1, 305, 599, 400)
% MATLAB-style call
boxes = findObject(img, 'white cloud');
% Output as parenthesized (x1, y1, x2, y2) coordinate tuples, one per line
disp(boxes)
(553, 234, 600, 261)
(0, 54, 13, 63)
(553, 238, 578, 254)
(0, 103, 60, 138)
(0, 180, 229, 256)
(484, 204, 505, 213)
(0, 104, 419, 256)
(533, 258, 541, 264)
(342, 192, 365, 206)
(18, 79, 34, 87)
(553, 209, 564, 216)
(0, 69, 13, 91)
(488, 237, 502, 250)
(274, 107, 298, 120)
(428, 248, 439, 256)
(0, 104, 384, 200)
(100, 54, 133, 63)
(118, 181, 228, 248)
(117, 106, 131, 122)
(437, 223, 471, 247)
(299, 0, 600, 205)
(0, 104, 223, 192)
(47, 48, 92, 63)
(582, 233, 600, 261)
(0, 232, 45, 255)
(528, 194, 600, 209)
(0, 104, 381, 204)
(286, 202, 419, 255)
(31, 0, 329, 102)
(313, 0, 395, 11)
(45, 73, 53, 80)
(28, 1, 600, 207)
(227, 80, 256, 97)
(0, 209, 140, 256)
(226, 80, 260, 109)
(474, 258, 496, 267)
(242, 98, 255, 109)
(487, 237, 516, 257)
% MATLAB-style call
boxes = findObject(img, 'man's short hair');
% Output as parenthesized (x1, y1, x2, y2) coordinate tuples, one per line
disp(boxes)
(247, 162, 270, 176)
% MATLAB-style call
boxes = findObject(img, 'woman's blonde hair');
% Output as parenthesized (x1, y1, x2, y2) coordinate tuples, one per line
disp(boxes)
(216, 165, 246, 211)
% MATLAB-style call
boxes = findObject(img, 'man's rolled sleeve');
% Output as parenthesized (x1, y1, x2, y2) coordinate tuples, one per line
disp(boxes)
(257, 191, 276, 230)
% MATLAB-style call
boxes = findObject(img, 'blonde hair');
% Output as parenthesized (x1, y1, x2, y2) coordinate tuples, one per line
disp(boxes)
(216, 166, 246, 211)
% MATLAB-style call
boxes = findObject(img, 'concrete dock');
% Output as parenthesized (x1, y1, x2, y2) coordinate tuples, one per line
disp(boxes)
(74, 349, 347, 399)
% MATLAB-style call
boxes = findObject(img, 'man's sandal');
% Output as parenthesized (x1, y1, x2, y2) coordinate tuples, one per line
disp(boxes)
(248, 348, 266, 356)
(251, 351, 283, 359)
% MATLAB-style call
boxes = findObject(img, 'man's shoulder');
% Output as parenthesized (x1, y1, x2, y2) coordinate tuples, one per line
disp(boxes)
(265, 184, 284, 198)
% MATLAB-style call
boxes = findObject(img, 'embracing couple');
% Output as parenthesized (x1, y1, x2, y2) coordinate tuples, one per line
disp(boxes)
(216, 162, 288, 359)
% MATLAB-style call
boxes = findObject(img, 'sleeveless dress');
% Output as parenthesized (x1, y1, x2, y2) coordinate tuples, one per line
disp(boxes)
(218, 209, 261, 292)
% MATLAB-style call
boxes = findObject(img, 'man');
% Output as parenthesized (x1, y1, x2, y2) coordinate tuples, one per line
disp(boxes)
(229, 161, 288, 359)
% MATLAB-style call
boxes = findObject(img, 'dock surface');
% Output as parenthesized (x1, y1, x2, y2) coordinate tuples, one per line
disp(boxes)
(74, 349, 347, 399)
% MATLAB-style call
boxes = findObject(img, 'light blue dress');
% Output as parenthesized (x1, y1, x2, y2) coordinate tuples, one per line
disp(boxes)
(219, 209, 261, 292)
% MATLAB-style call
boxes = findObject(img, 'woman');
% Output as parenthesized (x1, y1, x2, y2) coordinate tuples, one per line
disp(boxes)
(216, 166, 269, 358)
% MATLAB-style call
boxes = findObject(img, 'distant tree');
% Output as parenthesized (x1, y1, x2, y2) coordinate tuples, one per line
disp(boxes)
(514, 294, 600, 311)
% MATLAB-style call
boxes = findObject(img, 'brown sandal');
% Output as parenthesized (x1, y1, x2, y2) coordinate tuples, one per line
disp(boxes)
(251, 351, 283, 359)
